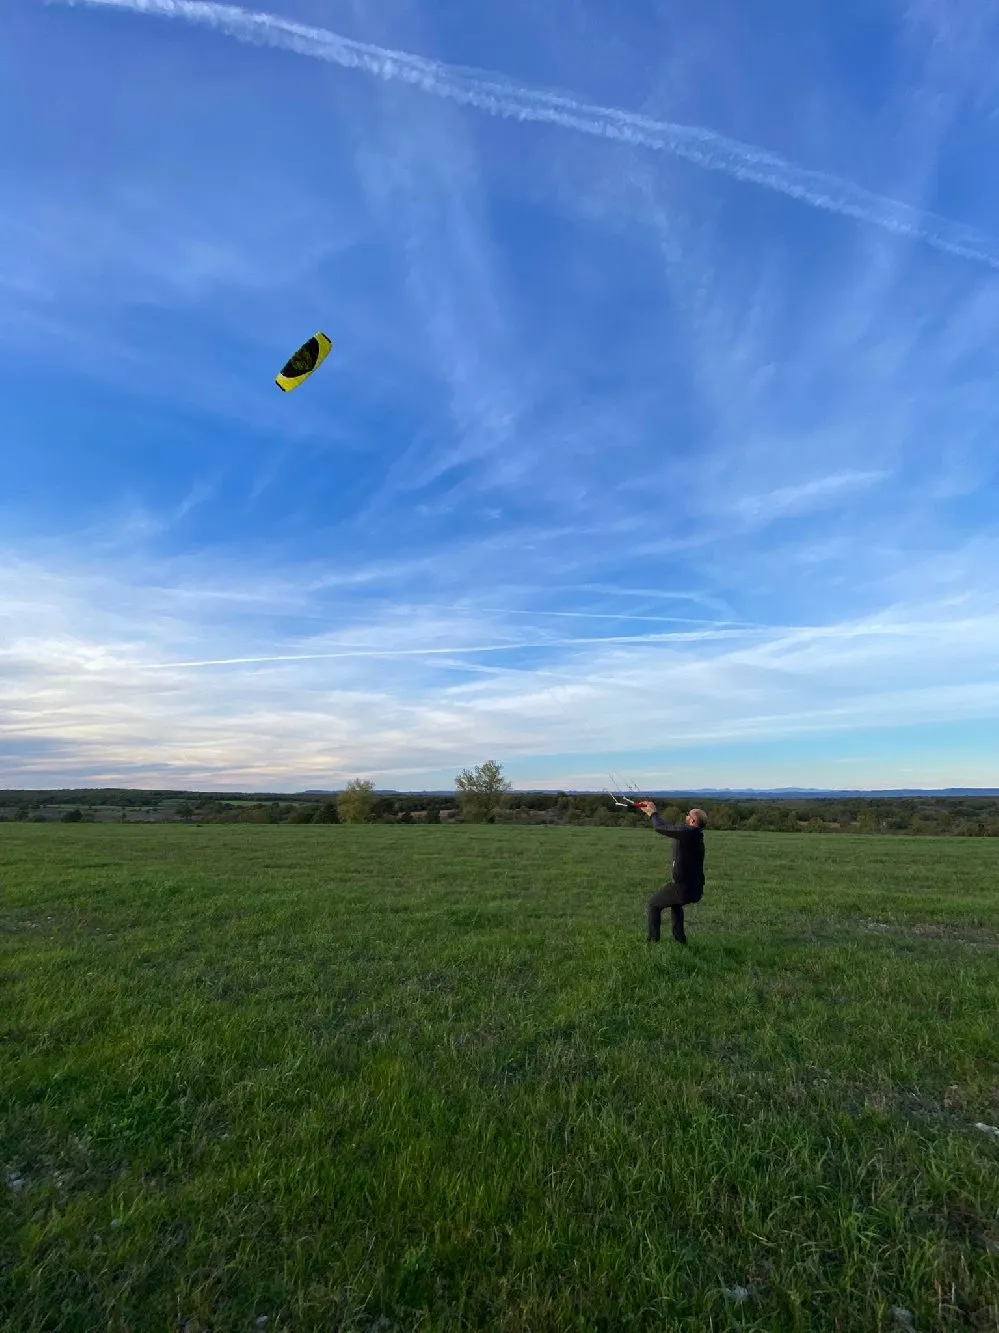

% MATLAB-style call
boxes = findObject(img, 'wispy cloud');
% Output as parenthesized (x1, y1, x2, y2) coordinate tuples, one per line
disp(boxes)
(340, 37, 526, 513)
(51, 0, 999, 271)
(731, 470, 890, 522)
(3, 541, 999, 788)
(0, 182, 348, 312)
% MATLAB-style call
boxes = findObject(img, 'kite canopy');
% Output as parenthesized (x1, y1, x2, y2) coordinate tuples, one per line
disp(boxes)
(275, 332, 332, 392)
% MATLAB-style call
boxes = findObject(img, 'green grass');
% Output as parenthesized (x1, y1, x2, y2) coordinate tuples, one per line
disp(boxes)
(1, 825, 997, 1332)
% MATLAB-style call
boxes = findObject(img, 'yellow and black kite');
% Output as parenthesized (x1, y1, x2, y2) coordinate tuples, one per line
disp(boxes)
(275, 331, 332, 392)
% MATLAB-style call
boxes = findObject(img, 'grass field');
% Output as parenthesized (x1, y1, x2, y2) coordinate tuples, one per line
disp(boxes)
(2, 824, 997, 1332)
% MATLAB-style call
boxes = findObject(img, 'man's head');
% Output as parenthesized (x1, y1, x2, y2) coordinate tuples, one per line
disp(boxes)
(686, 808, 708, 828)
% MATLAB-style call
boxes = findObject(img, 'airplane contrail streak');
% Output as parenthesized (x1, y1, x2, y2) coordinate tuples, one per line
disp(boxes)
(51, 0, 999, 271)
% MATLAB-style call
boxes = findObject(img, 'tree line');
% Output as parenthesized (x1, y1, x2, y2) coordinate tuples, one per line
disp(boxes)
(2, 764, 998, 833)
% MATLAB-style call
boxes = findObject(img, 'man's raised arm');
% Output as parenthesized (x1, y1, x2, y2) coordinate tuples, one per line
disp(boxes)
(634, 800, 684, 837)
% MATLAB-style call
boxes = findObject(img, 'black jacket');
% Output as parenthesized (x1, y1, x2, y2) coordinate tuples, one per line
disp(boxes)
(651, 813, 705, 889)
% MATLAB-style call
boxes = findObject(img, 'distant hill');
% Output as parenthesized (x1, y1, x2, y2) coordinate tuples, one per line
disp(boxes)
(298, 789, 399, 796)
(626, 788, 999, 798)
(332, 787, 999, 799)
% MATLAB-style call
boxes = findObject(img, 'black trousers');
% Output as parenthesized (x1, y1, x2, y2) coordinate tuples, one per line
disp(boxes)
(646, 882, 702, 943)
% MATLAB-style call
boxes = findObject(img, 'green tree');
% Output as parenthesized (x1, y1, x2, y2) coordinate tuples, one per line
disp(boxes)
(285, 804, 316, 823)
(61, 809, 83, 823)
(455, 759, 511, 823)
(337, 779, 376, 824)
(176, 802, 195, 821)
(312, 801, 340, 825)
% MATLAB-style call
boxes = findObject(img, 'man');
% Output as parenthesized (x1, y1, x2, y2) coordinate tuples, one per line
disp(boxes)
(633, 802, 708, 945)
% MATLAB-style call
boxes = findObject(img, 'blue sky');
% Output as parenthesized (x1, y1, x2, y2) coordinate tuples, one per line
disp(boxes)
(2, 0, 999, 792)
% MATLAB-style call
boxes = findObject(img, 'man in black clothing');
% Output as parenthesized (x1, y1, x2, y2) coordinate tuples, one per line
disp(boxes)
(634, 802, 707, 944)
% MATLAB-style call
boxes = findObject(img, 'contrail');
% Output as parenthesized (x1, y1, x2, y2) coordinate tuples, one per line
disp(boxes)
(102, 626, 752, 671)
(52, 0, 999, 271)
(354, 602, 755, 626)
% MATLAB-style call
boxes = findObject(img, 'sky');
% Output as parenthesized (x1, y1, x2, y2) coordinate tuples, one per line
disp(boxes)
(2, 0, 999, 793)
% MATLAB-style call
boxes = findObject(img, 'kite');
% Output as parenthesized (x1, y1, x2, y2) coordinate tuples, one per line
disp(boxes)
(275, 331, 332, 392)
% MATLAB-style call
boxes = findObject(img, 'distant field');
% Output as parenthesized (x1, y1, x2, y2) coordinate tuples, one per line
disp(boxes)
(1, 825, 997, 1332)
